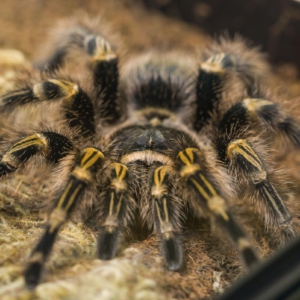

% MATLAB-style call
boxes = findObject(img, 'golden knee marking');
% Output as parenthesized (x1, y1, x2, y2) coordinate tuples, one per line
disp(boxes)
(72, 167, 92, 183)
(89, 36, 117, 61)
(113, 163, 128, 180)
(48, 79, 79, 97)
(153, 166, 172, 186)
(80, 148, 104, 170)
(7, 134, 47, 154)
(72, 147, 105, 183)
(1, 153, 20, 169)
(2, 133, 49, 168)
(178, 148, 199, 165)
(190, 177, 229, 220)
(152, 185, 168, 197)
(180, 164, 201, 178)
(111, 179, 127, 191)
(201, 53, 226, 74)
(201, 62, 225, 74)
(33, 79, 79, 100)
(95, 38, 116, 61)
(178, 148, 202, 178)
(227, 139, 263, 172)
(152, 166, 172, 197)
(243, 98, 273, 114)
(36, 133, 50, 156)
(109, 163, 128, 191)
(207, 196, 229, 221)
(238, 238, 252, 251)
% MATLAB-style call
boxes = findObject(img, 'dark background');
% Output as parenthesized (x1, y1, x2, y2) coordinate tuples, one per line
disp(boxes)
(143, 0, 300, 71)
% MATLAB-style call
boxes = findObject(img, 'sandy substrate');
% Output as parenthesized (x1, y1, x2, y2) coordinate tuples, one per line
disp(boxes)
(0, 1, 300, 299)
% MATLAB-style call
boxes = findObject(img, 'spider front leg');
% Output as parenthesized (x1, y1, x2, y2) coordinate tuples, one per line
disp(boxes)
(97, 163, 135, 260)
(178, 148, 259, 268)
(151, 165, 183, 270)
(216, 103, 296, 239)
(24, 147, 105, 289)
(0, 79, 95, 137)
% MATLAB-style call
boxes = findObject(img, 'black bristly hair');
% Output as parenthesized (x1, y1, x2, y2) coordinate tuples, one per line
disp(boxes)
(0, 16, 299, 290)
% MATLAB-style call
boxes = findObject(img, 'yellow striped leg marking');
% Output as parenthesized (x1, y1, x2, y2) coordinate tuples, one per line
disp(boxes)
(152, 166, 172, 197)
(109, 163, 128, 191)
(80, 147, 104, 169)
(201, 53, 226, 74)
(48, 208, 67, 234)
(49, 148, 104, 233)
(33, 79, 79, 101)
(90, 36, 117, 61)
(178, 148, 229, 220)
(226, 139, 289, 223)
(178, 148, 201, 177)
(105, 192, 124, 233)
(73, 147, 105, 182)
(152, 166, 174, 239)
(243, 98, 274, 116)
(2, 133, 49, 168)
(104, 163, 128, 232)
(226, 139, 265, 177)
(155, 198, 174, 239)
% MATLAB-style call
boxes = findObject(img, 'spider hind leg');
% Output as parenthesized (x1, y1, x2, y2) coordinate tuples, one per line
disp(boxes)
(178, 147, 259, 268)
(36, 18, 122, 123)
(0, 131, 74, 177)
(216, 102, 296, 240)
(0, 79, 96, 137)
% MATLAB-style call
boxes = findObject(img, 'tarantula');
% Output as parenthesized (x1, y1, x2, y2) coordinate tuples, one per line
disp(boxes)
(0, 16, 298, 289)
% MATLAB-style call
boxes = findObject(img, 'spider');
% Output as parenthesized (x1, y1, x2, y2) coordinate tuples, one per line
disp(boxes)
(0, 16, 298, 290)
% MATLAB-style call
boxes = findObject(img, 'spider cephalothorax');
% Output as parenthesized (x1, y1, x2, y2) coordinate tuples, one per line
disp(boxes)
(0, 16, 298, 289)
